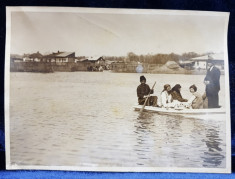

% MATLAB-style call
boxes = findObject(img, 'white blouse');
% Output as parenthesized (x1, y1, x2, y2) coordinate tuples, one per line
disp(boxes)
(161, 91, 173, 107)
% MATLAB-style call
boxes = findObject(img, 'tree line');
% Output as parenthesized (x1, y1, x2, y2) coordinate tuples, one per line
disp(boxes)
(105, 52, 201, 64)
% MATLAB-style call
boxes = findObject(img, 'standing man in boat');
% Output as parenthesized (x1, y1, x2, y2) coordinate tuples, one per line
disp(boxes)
(204, 60, 221, 108)
(137, 76, 158, 107)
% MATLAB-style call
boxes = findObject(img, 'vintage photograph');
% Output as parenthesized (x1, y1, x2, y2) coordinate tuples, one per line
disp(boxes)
(5, 7, 231, 173)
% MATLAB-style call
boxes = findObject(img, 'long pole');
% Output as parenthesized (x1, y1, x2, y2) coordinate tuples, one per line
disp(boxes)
(140, 81, 156, 113)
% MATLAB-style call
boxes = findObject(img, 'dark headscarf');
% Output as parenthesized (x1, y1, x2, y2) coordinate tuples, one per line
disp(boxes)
(172, 84, 181, 94)
(162, 84, 171, 93)
(140, 75, 146, 82)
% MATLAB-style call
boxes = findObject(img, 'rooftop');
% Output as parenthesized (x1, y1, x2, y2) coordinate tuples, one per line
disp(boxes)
(29, 52, 43, 58)
(43, 51, 75, 58)
(190, 53, 224, 61)
(85, 56, 103, 61)
(56, 52, 74, 57)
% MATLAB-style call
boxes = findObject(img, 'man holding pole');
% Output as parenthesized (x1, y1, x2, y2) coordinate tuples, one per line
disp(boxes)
(137, 76, 158, 107)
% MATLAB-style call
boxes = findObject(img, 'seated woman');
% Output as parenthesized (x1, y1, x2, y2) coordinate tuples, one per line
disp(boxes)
(202, 92, 208, 108)
(160, 84, 176, 108)
(185, 85, 203, 109)
(171, 84, 188, 102)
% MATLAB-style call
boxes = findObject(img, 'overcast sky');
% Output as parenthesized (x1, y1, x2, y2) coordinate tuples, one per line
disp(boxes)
(10, 10, 227, 57)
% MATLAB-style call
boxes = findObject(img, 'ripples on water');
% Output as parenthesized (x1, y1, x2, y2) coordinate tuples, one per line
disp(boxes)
(10, 72, 226, 168)
(134, 112, 225, 168)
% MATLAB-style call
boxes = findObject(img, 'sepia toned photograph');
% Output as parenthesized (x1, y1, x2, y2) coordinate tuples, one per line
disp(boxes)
(5, 7, 231, 173)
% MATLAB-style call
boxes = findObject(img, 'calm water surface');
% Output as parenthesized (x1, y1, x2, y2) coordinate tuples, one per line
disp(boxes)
(10, 72, 226, 168)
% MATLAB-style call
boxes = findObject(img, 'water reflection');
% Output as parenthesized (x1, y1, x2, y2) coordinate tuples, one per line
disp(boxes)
(133, 112, 225, 168)
(202, 128, 225, 167)
(134, 113, 155, 165)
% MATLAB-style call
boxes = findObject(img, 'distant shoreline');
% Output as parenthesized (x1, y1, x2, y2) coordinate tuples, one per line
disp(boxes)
(9, 70, 225, 75)
(10, 60, 225, 75)
(110, 69, 225, 75)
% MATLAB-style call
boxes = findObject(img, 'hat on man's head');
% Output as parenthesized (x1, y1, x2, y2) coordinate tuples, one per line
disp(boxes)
(207, 59, 215, 64)
(140, 75, 146, 82)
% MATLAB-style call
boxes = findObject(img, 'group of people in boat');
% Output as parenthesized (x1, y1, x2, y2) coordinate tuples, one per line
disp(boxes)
(137, 60, 221, 109)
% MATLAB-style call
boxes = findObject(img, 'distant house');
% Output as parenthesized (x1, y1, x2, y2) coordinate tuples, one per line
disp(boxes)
(190, 55, 208, 69)
(42, 51, 75, 63)
(191, 53, 224, 70)
(10, 54, 23, 62)
(181, 53, 224, 70)
(55, 52, 75, 62)
(75, 56, 86, 63)
(22, 54, 30, 62)
(105, 60, 115, 70)
(28, 52, 43, 62)
(105, 60, 115, 65)
(178, 60, 194, 70)
(82, 56, 105, 66)
(42, 52, 59, 62)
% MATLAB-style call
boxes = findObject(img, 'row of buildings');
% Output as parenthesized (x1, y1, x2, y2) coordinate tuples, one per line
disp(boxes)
(10, 51, 107, 72)
(11, 51, 105, 65)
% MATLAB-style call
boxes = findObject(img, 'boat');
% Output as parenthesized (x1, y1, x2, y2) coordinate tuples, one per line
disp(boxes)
(133, 104, 226, 115)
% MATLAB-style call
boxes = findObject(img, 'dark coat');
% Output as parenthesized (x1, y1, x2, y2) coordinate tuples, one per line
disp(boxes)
(137, 83, 156, 106)
(204, 66, 221, 96)
(137, 83, 153, 99)
(171, 91, 188, 102)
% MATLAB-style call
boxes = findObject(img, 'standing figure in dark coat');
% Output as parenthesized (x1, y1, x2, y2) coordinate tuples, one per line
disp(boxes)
(137, 76, 158, 107)
(204, 60, 221, 108)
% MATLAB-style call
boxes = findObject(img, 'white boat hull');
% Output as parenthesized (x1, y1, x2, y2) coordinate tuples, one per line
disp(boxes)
(133, 105, 226, 115)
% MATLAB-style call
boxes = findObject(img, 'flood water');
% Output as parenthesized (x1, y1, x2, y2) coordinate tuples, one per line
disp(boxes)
(9, 72, 227, 168)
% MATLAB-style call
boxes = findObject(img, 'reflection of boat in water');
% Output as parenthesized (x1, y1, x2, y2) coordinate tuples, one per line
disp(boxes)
(133, 105, 226, 115)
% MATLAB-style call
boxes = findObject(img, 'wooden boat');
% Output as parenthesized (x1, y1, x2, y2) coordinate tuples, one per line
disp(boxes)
(133, 105, 226, 115)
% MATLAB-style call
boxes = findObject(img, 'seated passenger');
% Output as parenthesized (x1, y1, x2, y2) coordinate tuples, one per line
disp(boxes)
(202, 92, 208, 108)
(171, 84, 188, 102)
(137, 76, 158, 107)
(186, 85, 203, 109)
(160, 84, 176, 108)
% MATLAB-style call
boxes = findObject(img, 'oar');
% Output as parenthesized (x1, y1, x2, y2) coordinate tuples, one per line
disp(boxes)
(140, 81, 156, 113)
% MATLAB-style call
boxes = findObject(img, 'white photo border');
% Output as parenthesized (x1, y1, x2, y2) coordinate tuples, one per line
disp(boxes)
(5, 6, 231, 173)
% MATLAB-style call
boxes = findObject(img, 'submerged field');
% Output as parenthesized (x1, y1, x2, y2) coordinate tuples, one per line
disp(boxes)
(9, 72, 227, 169)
